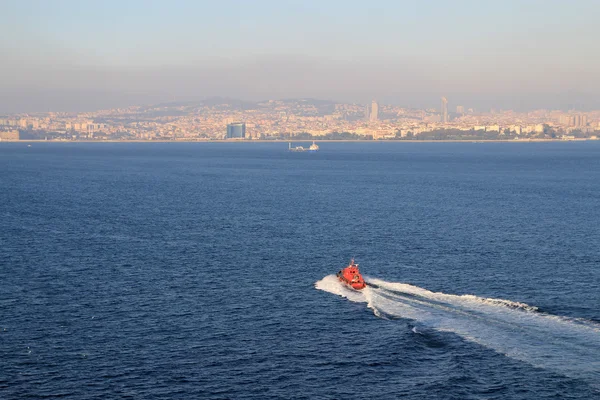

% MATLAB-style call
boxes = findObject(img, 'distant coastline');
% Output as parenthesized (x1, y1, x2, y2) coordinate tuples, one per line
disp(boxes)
(2, 138, 597, 144)
(3, 98, 599, 143)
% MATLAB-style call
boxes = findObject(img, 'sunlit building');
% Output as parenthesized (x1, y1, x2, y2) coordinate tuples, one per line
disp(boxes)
(370, 100, 378, 122)
(441, 97, 448, 124)
(0, 130, 20, 140)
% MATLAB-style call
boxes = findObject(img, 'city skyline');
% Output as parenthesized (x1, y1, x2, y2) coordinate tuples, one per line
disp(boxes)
(2, 95, 599, 142)
(2, 0, 600, 113)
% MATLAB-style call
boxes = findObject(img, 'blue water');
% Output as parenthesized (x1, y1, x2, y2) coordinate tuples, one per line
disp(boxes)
(1, 142, 599, 399)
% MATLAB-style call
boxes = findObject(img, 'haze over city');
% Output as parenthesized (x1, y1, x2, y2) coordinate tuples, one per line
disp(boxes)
(2, 0, 600, 113)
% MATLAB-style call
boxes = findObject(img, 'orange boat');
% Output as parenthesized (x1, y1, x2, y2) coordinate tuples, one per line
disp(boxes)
(336, 258, 366, 290)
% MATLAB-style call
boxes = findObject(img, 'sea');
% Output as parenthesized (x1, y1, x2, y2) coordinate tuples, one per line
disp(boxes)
(1, 141, 599, 399)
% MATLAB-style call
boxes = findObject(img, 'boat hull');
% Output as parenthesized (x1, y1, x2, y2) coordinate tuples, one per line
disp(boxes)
(337, 277, 366, 290)
(336, 261, 366, 290)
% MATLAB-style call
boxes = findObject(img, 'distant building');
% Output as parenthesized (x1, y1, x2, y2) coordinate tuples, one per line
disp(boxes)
(456, 105, 465, 114)
(364, 105, 370, 121)
(562, 114, 588, 128)
(226, 122, 246, 139)
(534, 124, 545, 133)
(441, 97, 448, 124)
(370, 100, 378, 122)
(0, 130, 20, 140)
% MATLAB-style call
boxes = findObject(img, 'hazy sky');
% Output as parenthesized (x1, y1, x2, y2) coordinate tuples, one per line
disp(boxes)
(1, 0, 599, 113)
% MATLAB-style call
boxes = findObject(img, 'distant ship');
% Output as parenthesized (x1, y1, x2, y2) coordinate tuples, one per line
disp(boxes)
(288, 143, 305, 152)
(288, 141, 319, 152)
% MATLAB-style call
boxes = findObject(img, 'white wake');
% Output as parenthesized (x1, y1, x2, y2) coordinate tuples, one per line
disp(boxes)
(315, 275, 600, 384)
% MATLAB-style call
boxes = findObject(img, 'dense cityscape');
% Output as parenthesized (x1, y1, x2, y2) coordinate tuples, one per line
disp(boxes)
(1, 97, 600, 141)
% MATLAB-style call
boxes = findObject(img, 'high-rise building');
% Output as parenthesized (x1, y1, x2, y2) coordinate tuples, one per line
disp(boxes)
(456, 105, 465, 114)
(226, 122, 246, 139)
(364, 105, 370, 121)
(370, 100, 378, 122)
(441, 97, 448, 124)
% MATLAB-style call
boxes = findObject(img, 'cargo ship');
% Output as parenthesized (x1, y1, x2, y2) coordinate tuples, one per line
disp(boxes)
(288, 141, 319, 152)
(288, 143, 305, 152)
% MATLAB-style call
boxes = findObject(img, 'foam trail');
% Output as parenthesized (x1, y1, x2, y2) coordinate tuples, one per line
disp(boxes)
(315, 275, 600, 385)
(314, 275, 367, 304)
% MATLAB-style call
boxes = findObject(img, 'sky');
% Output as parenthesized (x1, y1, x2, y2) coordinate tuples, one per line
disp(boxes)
(1, 0, 599, 113)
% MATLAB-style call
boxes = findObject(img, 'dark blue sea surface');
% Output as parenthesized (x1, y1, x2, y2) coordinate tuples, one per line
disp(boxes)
(1, 142, 600, 399)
